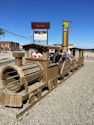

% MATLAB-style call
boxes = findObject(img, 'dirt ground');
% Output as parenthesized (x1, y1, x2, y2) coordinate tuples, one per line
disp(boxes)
(0, 53, 94, 125)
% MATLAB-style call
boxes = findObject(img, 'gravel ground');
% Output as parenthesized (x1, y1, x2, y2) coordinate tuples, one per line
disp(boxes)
(0, 59, 94, 125)
(84, 51, 94, 58)
(0, 51, 13, 59)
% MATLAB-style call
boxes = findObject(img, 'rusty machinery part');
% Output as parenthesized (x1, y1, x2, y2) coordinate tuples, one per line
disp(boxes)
(1, 63, 43, 93)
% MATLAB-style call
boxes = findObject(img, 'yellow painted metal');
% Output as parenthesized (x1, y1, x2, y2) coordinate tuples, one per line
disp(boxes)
(63, 21, 69, 28)
(64, 31, 67, 46)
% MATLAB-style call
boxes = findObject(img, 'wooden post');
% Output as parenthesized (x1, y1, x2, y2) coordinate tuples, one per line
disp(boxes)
(43, 51, 49, 65)
(25, 49, 30, 63)
(82, 50, 84, 57)
(38, 51, 49, 83)
(79, 50, 81, 57)
(26, 49, 30, 58)
(13, 52, 25, 66)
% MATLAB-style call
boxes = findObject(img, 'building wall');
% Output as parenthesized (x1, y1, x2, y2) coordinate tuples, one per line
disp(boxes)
(0, 41, 19, 52)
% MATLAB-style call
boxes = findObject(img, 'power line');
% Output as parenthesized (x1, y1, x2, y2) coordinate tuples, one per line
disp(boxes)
(2, 28, 31, 39)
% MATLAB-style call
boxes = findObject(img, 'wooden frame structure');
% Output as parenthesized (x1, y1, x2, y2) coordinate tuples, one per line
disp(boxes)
(0, 43, 84, 119)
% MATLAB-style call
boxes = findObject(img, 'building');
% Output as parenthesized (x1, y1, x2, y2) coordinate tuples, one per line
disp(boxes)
(0, 41, 19, 52)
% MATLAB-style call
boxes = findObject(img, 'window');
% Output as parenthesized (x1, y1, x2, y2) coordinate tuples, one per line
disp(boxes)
(7, 44, 9, 48)
(5, 43, 7, 47)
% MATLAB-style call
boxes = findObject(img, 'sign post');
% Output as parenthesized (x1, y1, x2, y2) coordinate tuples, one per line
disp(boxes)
(62, 21, 72, 49)
(31, 22, 50, 44)
(47, 29, 48, 45)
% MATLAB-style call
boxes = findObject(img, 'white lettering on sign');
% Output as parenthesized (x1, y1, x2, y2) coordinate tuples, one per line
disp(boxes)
(64, 28, 68, 32)
(34, 31, 47, 41)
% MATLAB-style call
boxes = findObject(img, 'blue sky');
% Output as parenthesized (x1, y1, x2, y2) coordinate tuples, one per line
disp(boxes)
(0, 0, 94, 48)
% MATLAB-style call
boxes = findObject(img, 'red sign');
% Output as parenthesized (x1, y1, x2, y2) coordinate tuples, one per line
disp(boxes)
(32, 22, 50, 29)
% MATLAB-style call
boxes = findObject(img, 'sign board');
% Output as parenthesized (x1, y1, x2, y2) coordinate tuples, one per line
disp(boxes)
(63, 32, 67, 46)
(64, 28, 68, 32)
(32, 22, 50, 29)
(34, 30, 47, 41)
(63, 21, 69, 47)
(63, 22, 69, 28)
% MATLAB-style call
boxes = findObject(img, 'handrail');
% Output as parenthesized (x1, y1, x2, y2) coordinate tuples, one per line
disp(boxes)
(25, 58, 47, 61)
(48, 63, 58, 68)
